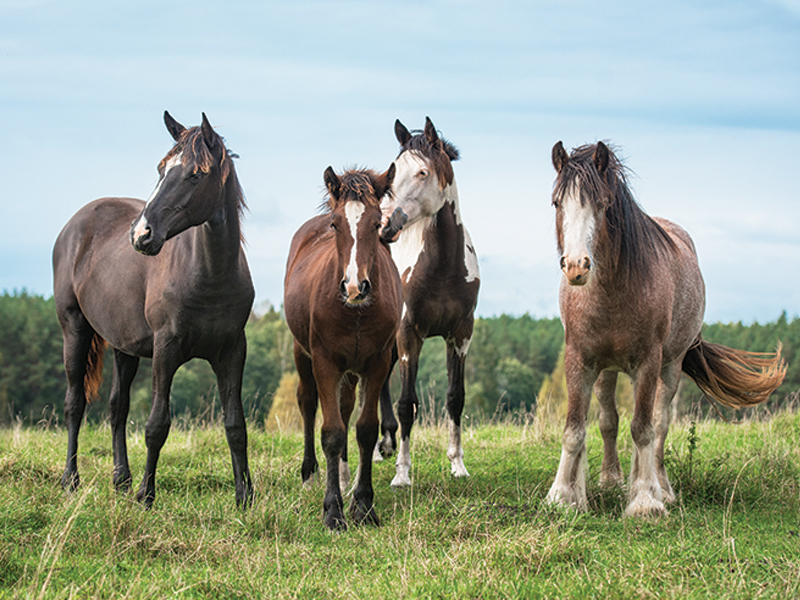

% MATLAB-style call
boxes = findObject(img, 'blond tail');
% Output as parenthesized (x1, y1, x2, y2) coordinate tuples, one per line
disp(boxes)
(84, 333, 106, 403)
(681, 337, 786, 409)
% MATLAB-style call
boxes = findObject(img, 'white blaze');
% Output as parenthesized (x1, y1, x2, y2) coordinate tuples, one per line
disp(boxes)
(133, 153, 183, 243)
(561, 182, 595, 265)
(344, 201, 365, 285)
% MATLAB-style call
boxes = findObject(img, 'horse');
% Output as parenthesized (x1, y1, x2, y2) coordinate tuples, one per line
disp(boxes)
(53, 112, 255, 508)
(283, 165, 402, 530)
(546, 140, 787, 517)
(377, 117, 481, 487)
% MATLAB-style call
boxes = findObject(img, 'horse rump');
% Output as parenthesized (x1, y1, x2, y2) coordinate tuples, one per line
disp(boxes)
(682, 337, 786, 408)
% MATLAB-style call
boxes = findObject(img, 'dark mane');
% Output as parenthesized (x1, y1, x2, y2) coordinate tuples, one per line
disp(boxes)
(162, 126, 247, 219)
(321, 168, 389, 212)
(399, 129, 459, 188)
(553, 142, 675, 285)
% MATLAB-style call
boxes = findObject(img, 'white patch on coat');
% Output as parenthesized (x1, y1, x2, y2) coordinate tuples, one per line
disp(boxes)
(391, 437, 412, 487)
(447, 421, 469, 478)
(344, 201, 365, 286)
(463, 228, 479, 283)
(390, 215, 430, 284)
(455, 335, 472, 358)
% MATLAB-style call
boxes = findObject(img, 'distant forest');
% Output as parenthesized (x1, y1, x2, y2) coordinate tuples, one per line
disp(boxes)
(1, 290, 798, 427)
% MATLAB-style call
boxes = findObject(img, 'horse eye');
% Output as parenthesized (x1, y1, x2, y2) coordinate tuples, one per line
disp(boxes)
(419, 169, 429, 178)
(330, 222, 337, 231)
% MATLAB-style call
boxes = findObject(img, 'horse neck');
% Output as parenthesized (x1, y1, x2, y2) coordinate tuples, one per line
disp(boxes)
(188, 174, 244, 278)
(430, 181, 465, 263)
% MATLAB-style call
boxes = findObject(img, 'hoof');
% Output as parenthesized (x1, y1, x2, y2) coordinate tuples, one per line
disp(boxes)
(625, 491, 667, 518)
(324, 509, 347, 532)
(390, 466, 411, 488)
(450, 456, 470, 478)
(61, 470, 80, 493)
(350, 499, 380, 526)
(113, 471, 132, 493)
(545, 484, 587, 511)
(378, 432, 396, 459)
(372, 443, 384, 463)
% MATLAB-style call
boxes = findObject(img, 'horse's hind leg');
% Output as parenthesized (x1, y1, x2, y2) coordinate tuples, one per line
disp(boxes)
(212, 332, 253, 509)
(109, 350, 139, 492)
(57, 307, 96, 492)
(375, 344, 398, 461)
(339, 374, 358, 493)
(653, 361, 682, 504)
(445, 338, 470, 478)
(294, 341, 319, 486)
(595, 371, 623, 487)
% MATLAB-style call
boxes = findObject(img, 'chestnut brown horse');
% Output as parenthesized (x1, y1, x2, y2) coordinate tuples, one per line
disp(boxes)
(546, 140, 786, 517)
(284, 166, 402, 530)
(53, 112, 254, 508)
(377, 117, 480, 487)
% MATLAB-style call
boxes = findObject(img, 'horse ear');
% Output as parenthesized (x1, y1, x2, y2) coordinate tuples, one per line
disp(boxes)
(395, 119, 411, 147)
(424, 116, 440, 147)
(200, 113, 218, 148)
(324, 166, 340, 201)
(374, 163, 396, 200)
(593, 141, 609, 175)
(164, 111, 185, 141)
(552, 141, 568, 173)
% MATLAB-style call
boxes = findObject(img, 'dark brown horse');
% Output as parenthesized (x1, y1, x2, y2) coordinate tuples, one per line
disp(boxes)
(547, 140, 786, 516)
(377, 117, 481, 487)
(53, 112, 254, 508)
(284, 166, 402, 530)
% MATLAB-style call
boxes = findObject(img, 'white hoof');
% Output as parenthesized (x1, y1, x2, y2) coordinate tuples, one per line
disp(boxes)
(372, 443, 384, 463)
(625, 490, 667, 517)
(391, 465, 412, 488)
(545, 483, 587, 511)
(450, 456, 469, 478)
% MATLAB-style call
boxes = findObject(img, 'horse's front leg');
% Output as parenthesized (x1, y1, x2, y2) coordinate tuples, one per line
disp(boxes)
(546, 346, 596, 510)
(211, 332, 253, 509)
(109, 350, 140, 492)
(626, 353, 667, 517)
(136, 341, 180, 508)
(594, 370, 623, 488)
(351, 356, 392, 526)
(312, 355, 348, 531)
(445, 337, 471, 478)
(391, 327, 424, 488)
(293, 341, 319, 486)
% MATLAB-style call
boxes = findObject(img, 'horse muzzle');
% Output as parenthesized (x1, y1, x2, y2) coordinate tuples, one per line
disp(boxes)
(130, 216, 165, 256)
(340, 278, 372, 305)
(562, 256, 592, 286)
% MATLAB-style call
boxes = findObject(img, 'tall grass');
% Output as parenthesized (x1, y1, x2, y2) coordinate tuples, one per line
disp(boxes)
(0, 408, 798, 599)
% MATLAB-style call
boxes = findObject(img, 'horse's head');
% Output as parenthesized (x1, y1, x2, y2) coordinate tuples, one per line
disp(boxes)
(324, 165, 396, 306)
(551, 140, 615, 287)
(381, 117, 459, 230)
(131, 111, 234, 255)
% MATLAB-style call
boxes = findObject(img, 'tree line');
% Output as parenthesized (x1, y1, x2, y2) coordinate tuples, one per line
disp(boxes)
(1, 290, 797, 427)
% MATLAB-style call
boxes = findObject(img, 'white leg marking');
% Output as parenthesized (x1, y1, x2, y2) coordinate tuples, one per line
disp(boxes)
(339, 458, 351, 495)
(447, 421, 469, 478)
(626, 441, 666, 517)
(391, 437, 412, 487)
(545, 427, 588, 510)
(372, 441, 384, 462)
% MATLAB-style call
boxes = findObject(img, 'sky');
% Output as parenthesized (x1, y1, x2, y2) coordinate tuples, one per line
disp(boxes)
(1, 0, 799, 323)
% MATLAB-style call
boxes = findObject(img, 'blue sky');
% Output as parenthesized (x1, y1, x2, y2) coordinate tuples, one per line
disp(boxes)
(2, 0, 799, 322)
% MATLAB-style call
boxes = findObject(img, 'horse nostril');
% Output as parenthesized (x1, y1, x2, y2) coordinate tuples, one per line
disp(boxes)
(340, 279, 348, 297)
(560, 256, 566, 270)
(583, 257, 591, 270)
(359, 279, 371, 297)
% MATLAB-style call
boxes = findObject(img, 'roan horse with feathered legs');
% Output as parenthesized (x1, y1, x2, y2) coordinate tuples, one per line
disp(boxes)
(284, 166, 402, 531)
(377, 117, 481, 488)
(53, 112, 255, 508)
(546, 140, 786, 517)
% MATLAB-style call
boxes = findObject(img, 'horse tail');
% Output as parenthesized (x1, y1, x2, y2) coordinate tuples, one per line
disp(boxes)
(84, 332, 107, 403)
(681, 336, 787, 409)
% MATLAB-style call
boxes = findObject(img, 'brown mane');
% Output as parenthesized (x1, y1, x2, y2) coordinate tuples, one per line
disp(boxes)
(321, 168, 391, 212)
(552, 142, 675, 286)
(398, 128, 459, 189)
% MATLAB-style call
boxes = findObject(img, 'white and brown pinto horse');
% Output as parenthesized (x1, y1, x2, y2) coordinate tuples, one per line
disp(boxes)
(284, 166, 402, 530)
(53, 112, 254, 508)
(546, 141, 786, 517)
(378, 117, 480, 487)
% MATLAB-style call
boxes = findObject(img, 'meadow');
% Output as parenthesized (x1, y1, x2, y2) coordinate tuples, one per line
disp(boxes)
(1, 408, 799, 599)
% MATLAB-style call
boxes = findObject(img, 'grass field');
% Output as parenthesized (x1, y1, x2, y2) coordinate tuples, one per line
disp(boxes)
(1, 409, 799, 599)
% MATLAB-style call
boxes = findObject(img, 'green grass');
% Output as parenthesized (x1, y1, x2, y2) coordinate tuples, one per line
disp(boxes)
(1, 411, 799, 599)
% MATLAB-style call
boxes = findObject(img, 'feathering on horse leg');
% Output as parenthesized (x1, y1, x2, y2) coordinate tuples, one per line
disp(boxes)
(653, 362, 683, 504)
